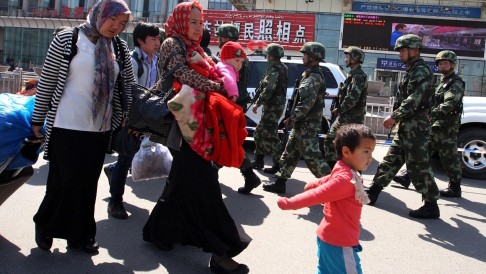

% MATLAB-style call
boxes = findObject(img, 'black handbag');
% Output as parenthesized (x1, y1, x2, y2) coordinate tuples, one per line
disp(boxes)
(127, 36, 186, 140)
(127, 83, 175, 139)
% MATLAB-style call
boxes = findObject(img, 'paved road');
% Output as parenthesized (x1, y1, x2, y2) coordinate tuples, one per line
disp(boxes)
(1, 142, 485, 273)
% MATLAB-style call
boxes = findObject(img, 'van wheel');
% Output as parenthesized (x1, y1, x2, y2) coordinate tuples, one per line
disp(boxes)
(457, 127, 486, 180)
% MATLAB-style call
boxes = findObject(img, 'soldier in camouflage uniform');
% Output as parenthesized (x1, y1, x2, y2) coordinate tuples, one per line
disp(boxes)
(366, 34, 441, 219)
(324, 46, 368, 168)
(263, 42, 332, 194)
(214, 23, 261, 193)
(249, 43, 288, 182)
(393, 50, 465, 198)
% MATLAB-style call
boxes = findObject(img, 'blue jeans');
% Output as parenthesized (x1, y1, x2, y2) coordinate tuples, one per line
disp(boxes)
(107, 153, 134, 204)
(316, 237, 363, 274)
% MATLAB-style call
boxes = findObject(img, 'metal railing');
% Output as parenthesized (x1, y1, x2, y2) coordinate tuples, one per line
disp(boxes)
(0, 69, 39, 94)
(365, 102, 394, 139)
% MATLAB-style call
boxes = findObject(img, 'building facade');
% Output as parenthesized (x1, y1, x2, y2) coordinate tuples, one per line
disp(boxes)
(1, 0, 485, 96)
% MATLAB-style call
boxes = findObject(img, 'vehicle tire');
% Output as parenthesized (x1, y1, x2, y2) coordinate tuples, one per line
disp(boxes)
(457, 127, 486, 180)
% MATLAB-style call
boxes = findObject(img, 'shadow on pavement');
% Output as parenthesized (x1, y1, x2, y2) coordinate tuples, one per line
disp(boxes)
(417, 215, 486, 263)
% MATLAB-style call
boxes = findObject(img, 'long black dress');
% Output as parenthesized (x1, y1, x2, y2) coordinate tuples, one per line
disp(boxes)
(143, 141, 248, 258)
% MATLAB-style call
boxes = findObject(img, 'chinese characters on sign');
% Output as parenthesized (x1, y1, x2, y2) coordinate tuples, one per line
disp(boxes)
(203, 10, 315, 51)
(352, 1, 481, 19)
(377, 58, 439, 73)
(31, 7, 86, 19)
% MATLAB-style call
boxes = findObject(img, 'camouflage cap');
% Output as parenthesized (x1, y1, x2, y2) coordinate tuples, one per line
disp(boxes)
(264, 43, 285, 58)
(435, 50, 457, 65)
(344, 46, 365, 63)
(215, 24, 239, 40)
(394, 34, 422, 51)
(300, 42, 325, 61)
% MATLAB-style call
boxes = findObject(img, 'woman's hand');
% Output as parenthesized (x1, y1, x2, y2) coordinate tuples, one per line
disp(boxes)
(252, 105, 259, 114)
(31, 125, 44, 139)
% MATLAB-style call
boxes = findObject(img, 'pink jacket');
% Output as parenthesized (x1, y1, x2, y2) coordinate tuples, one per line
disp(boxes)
(278, 161, 362, 247)
(215, 62, 239, 99)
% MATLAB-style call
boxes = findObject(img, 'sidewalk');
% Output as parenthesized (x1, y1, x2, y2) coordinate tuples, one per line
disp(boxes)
(1, 143, 485, 273)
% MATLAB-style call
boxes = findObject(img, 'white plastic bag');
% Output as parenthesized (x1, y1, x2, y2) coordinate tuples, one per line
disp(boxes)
(131, 137, 172, 182)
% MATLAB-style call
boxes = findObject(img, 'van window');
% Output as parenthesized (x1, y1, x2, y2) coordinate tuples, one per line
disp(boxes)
(248, 61, 338, 89)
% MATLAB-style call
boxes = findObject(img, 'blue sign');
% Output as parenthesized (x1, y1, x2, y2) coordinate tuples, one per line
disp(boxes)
(377, 58, 439, 73)
(353, 1, 481, 19)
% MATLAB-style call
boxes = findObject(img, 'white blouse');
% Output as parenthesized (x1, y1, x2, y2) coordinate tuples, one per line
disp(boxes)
(54, 31, 119, 132)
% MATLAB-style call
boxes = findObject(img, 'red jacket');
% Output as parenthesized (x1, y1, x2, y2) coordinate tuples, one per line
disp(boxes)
(278, 161, 362, 247)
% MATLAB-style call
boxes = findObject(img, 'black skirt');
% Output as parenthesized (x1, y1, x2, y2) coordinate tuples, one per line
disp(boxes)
(143, 141, 248, 258)
(33, 128, 109, 242)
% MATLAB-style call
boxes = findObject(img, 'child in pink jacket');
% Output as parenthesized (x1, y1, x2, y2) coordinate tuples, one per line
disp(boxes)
(278, 124, 376, 274)
(215, 41, 246, 102)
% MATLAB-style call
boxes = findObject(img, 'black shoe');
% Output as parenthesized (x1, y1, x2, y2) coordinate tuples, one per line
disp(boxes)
(440, 183, 461, 198)
(107, 202, 128, 219)
(251, 154, 264, 170)
(68, 239, 100, 254)
(209, 255, 249, 274)
(103, 165, 112, 184)
(365, 184, 383, 206)
(35, 224, 52, 250)
(409, 201, 440, 219)
(393, 170, 411, 189)
(238, 169, 262, 195)
(263, 163, 279, 174)
(263, 177, 287, 194)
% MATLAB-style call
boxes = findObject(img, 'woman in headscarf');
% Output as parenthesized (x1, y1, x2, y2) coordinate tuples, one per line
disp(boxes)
(143, 2, 250, 273)
(31, 0, 134, 254)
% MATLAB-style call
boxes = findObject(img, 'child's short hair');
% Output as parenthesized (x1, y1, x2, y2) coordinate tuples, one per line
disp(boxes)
(334, 124, 375, 159)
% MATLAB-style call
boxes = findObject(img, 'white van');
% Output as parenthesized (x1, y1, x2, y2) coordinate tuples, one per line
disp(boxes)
(245, 56, 346, 137)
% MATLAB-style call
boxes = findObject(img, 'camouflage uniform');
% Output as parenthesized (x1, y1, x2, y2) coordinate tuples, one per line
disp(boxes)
(394, 51, 465, 197)
(430, 71, 464, 187)
(276, 65, 331, 179)
(264, 42, 331, 194)
(372, 57, 439, 202)
(253, 47, 288, 164)
(324, 64, 368, 162)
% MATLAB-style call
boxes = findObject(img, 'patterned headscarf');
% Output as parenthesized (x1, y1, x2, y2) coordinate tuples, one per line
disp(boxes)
(78, 0, 131, 128)
(164, 1, 204, 57)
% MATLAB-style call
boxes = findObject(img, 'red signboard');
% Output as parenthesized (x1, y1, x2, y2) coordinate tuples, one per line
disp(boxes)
(203, 10, 315, 51)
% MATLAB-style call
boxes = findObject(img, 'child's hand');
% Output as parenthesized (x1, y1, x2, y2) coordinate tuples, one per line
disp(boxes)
(277, 198, 291, 210)
(229, 95, 237, 102)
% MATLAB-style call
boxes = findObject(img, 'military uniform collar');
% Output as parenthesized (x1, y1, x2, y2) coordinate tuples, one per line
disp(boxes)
(441, 72, 456, 83)
(348, 65, 362, 74)
(406, 57, 424, 72)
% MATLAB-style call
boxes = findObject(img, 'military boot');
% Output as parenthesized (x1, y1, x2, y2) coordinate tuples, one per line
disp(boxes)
(263, 162, 279, 174)
(440, 182, 461, 198)
(251, 154, 264, 170)
(263, 177, 287, 194)
(409, 201, 440, 219)
(237, 168, 262, 195)
(365, 184, 383, 206)
(393, 169, 411, 189)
